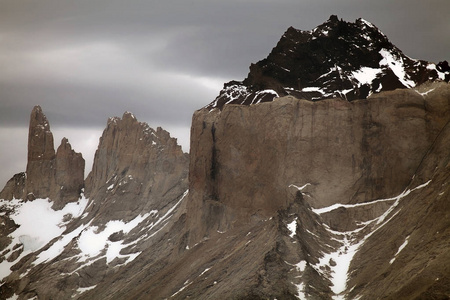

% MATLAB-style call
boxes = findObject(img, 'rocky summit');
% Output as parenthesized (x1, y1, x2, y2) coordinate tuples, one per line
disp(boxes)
(208, 15, 449, 110)
(1, 16, 449, 300)
(0, 106, 85, 209)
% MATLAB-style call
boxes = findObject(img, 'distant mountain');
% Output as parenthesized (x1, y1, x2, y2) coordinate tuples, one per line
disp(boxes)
(208, 15, 449, 109)
(1, 16, 449, 300)
(0, 106, 84, 209)
(0, 108, 189, 299)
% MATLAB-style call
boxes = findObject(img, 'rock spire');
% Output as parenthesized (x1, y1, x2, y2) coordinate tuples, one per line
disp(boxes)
(0, 106, 85, 208)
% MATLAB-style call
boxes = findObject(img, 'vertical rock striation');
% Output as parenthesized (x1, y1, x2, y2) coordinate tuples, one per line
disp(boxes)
(0, 173, 26, 200)
(0, 106, 85, 208)
(24, 105, 56, 200)
(51, 137, 85, 209)
(187, 82, 450, 243)
(84, 111, 189, 223)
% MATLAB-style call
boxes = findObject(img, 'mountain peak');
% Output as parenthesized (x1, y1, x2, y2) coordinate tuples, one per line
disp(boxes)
(207, 17, 449, 110)
(84, 111, 188, 223)
(0, 106, 84, 207)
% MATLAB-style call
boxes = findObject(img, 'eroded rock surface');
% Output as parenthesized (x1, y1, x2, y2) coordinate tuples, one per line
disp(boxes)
(84, 111, 189, 224)
(0, 111, 189, 299)
(208, 16, 449, 110)
(0, 106, 84, 208)
(24, 105, 56, 200)
(188, 82, 450, 243)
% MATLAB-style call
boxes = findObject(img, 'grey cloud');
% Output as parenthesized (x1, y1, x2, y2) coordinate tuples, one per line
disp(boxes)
(0, 0, 448, 188)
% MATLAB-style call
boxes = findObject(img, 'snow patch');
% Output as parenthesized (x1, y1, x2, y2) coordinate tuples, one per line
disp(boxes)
(379, 49, 415, 88)
(352, 67, 382, 85)
(427, 63, 446, 80)
(76, 285, 97, 294)
(295, 282, 307, 300)
(415, 87, 435, 96)
(34, 221, 91, 265)
(199, 267, 211, 277)
(171, 279, 193, 297)
(287, 218, 297, 238)
(77, 213, 150, 263)
(289, 183, 311, 191)
(296, 260, 307, 272)
(0, 197, 89, 280)
(301, 87, 324, 93)
(312, 180, 431, 299)
(389, 236, 410, 264)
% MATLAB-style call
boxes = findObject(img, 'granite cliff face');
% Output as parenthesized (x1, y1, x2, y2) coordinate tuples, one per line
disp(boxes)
(0, 106, 85, 208)
(25, 105, 56, 200)
(0, 110, 189, 299)
(84, 111, 189, 223)
(188, 82, 449, 241)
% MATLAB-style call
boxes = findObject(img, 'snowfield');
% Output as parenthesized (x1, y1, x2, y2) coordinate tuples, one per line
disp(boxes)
(0, 196, 89, 279)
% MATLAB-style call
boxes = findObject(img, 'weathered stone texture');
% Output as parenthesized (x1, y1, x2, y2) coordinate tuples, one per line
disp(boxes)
(51, 137, 85, 209)
(84, 112, 189, 223)
(0, 173, 26, 200)
(0, 106, 85, 208)
(187, 82, 450, 242)
(24, 105, 56, 200)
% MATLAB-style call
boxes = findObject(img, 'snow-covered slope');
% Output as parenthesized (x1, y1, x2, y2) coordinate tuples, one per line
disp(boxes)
(0, 110, 189, 299)
(207, 15, 449, 110)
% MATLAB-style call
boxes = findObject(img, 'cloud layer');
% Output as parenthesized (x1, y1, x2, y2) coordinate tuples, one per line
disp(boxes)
(0, 0, 448, 187)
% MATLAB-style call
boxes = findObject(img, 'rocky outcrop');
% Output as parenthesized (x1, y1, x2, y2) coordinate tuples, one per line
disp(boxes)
(187, 82, 450, 243)
(84, 111, 189, 223)
(0, 173, 25, 200)
(0, 111, 189, 299)
(208, 16, 449, 110)
(51, 137, 85, 209)
(24, 105, 56, 200)
(0, 106, 85, 208)
(347, 117, 450, 299)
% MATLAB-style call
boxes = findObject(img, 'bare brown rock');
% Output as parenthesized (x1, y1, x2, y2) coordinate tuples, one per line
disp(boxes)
(0, 106, 85, 209)
(24, 105, 56, 199)
(347, 110, 450, 300)
(1, 18, 449, 299)
(187, 82, 450, 243)
(84, 111, 189, 223)
(50, 137, 85, 210)
(0, 173, 25, 200)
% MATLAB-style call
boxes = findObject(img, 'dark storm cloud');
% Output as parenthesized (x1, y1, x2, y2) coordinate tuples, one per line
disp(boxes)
(0, 0, 448, 187)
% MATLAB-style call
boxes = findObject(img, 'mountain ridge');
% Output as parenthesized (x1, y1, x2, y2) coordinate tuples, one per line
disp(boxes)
(207, 15, 449, 110)
(1, 16, 449, 299)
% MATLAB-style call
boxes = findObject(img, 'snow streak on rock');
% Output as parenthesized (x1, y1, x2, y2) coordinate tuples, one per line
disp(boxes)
(311, 180, 431, 299)
(205, 16, 449, 110)
(0, 196, 89, 280)
(389, 236, 410, 264)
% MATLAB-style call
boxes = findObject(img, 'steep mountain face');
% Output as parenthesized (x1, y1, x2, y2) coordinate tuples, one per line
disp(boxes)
(182, 17, 450, 299)
(182, 82, 449, 299)
(208, 15, 449, 110)
(188, 82, 449, 243)
(1, 16, 449, 300)
(25, 105, 56, 200)
(0, 105, 84, 209)
(0, 109, 189, 299)
(346, 120, 450, 299)
(84, 111, 189, 223)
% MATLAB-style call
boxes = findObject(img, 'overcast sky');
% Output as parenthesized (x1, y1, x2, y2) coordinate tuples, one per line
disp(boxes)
(1, 0, 449, 188)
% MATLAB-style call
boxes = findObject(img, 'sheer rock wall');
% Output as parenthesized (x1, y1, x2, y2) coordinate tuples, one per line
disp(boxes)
(187, 82, 450, 243)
